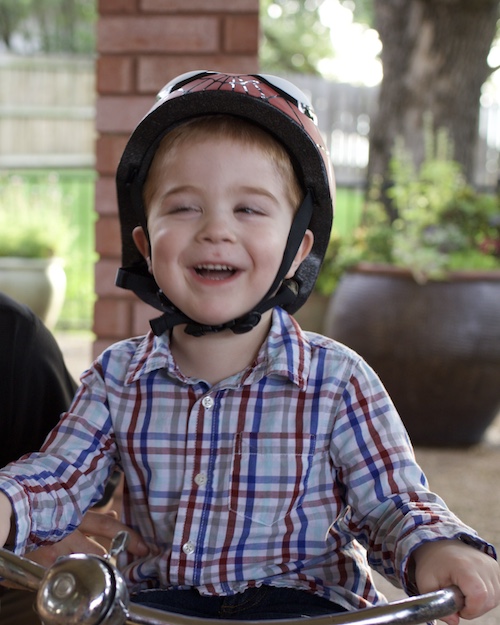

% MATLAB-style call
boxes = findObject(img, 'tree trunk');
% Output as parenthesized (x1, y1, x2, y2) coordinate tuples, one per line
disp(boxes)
(368, 0, 499, 198)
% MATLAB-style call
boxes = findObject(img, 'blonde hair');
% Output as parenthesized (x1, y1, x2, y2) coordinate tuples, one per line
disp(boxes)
(143, 115, 304, 212)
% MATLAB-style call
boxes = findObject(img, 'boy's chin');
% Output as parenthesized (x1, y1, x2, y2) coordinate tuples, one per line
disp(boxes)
(182, 317, 240, 331)
(177, 308, 249, 328)
(168, 299, 272, 333)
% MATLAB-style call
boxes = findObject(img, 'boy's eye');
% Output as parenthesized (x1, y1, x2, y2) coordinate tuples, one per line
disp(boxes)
(236, 206, 264, 216)
(168, 205, 199, 215)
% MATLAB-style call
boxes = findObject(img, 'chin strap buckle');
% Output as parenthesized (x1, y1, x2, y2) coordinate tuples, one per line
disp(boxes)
(149, 281, 297, 337)
(231, 312, 262, 334)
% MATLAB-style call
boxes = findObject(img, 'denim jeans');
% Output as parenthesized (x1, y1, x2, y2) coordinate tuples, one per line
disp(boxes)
(132, 585, 347, 620)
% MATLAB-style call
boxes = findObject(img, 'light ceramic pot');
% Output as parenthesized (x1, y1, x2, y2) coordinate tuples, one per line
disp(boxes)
(0, 256, 66, 329)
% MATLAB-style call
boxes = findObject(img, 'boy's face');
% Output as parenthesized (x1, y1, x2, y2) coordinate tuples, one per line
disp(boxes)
(133, 136, 313, 329)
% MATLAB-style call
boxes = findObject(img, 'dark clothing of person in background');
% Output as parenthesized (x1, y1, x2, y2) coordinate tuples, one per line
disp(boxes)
(0, 292, 77, 467)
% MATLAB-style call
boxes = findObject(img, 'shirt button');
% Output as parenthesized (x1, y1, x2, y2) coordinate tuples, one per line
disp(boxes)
(182, 541, 195, 555)
(202, 396, 214, 409)
(194, 472, 207, 486)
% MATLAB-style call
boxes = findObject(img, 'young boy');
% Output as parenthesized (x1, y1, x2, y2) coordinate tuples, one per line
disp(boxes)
(0, 72, 498, 623)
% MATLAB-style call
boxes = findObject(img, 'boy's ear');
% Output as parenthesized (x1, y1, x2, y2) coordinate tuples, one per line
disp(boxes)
(132, 226, 152, 272)
(285, 229, 314, 279)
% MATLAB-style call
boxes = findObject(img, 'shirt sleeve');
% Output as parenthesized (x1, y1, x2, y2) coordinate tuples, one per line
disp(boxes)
(329, 355, 496, 594)
(0, 361, 117, 554)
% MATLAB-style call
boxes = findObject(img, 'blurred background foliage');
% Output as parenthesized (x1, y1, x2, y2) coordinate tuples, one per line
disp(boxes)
(259, 0, 334, 74)
(0, 0, 96, 54)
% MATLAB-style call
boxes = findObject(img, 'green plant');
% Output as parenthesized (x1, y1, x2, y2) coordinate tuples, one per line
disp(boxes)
(314, 230, 344, 296)
(335, 133, 500, 284)
(0, 173, 73, 258)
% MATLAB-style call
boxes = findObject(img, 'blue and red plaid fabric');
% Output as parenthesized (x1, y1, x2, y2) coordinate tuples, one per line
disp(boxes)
(0, 308, 492, 611)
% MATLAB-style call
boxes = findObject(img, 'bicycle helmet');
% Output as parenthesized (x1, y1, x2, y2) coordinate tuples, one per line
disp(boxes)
(115, 71, 334, 336)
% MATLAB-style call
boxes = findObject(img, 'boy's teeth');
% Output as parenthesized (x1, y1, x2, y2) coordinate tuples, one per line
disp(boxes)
(195, 263, 237, 279)
(198, 264, 233, 270)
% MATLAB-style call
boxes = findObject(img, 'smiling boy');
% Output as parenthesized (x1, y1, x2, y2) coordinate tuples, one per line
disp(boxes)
(0, 72, 498, 623)
(132, 115, 313, 383)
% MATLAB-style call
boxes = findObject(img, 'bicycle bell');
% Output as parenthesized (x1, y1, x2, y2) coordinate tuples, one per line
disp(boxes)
(36, 532, 130, 625)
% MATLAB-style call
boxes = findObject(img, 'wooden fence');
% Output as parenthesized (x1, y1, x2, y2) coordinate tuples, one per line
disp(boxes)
(0, 55, 95, 169)
(288, 72, 500, 190)
(1, 57, 499, 189)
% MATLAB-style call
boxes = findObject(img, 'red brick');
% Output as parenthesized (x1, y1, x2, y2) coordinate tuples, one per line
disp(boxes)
(96, 96, 151, 133)
(94, 2, 259, 346)
(98, 0, 137, 14)
(96, 215, 121, 258)
(132, 300, 156, 336)
(93, 338, 118, 360)
(93, 298, 132, 338)
(137, 55, 259, 93)
(95, 135, 129, 176)
(95, 259, 127, 297)
(95, 177, 118, 217)
(141, 0, 258, 12)
(98, 17, 219, 54)
(224, 15, 259, 54)
(97, 56, 134, 94)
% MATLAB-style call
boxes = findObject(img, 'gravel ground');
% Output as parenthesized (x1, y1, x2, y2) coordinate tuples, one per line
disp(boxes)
(57, 332, 500, 624)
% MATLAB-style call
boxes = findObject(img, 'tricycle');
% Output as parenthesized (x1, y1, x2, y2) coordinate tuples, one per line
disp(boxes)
(0, 531, 463, 625)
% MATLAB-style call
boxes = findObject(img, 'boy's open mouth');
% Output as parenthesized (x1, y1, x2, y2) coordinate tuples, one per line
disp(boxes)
(194, 264, 237, 280)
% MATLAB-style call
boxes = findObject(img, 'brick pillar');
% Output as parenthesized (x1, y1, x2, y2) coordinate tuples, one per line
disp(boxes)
(93, 0, 259, 357)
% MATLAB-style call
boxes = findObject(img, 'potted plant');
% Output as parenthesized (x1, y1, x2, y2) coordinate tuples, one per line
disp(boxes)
(0, 174, 71, 329)
(324, 133, 500, 446)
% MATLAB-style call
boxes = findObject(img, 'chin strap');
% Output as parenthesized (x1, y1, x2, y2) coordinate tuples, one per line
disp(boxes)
(149, 279, 298, 337)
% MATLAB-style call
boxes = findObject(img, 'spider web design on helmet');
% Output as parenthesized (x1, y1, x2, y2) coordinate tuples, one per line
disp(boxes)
(175, 72, 316, 134)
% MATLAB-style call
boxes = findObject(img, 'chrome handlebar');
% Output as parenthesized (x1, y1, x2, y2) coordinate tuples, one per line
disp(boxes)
(0, 533, 464, 625)
(125, 588, 464, 625)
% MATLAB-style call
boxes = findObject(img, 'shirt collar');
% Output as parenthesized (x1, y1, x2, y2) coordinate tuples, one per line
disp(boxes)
(125, 331, 175, 384)
(254, 307, 311, 390)
(125, 308, 312, 390)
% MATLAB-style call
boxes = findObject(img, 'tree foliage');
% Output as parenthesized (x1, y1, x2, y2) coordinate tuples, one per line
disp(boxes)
(260, 0, 335, 74)
(0, 0, 96, 54)
(349, 0, 374, 25)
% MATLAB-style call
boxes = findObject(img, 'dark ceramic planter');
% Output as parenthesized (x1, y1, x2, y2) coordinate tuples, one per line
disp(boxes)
(324, 264, 500, 447)
(293, 291, 330, 334)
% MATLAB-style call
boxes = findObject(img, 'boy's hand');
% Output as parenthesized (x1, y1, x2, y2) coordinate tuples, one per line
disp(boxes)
(0, 508, 150, 589)
(26, 510, 150, 567)
(0, 491, 14, 548)
(413, 539, 500, 624)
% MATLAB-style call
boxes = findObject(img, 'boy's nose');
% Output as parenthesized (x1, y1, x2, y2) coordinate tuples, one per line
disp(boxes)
(198, 213, 236, 243)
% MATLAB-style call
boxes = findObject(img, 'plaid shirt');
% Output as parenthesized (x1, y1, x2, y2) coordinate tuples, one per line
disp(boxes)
(0, 308, 492, 611)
